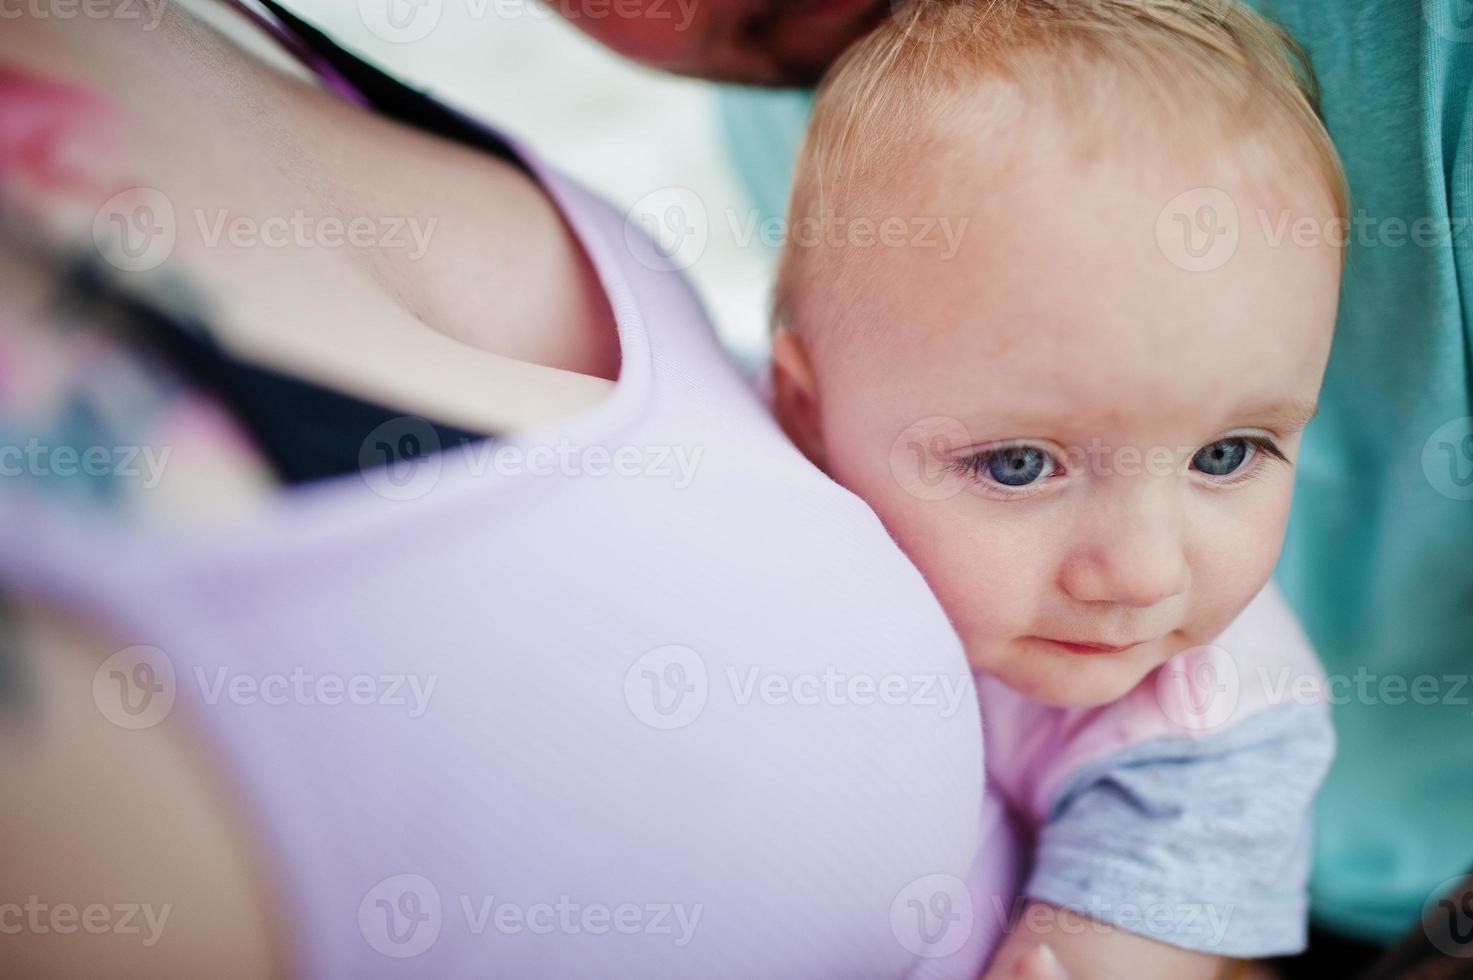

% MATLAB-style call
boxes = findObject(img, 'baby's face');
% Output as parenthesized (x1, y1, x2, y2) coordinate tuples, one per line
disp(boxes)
(779, 134, 1341, 707)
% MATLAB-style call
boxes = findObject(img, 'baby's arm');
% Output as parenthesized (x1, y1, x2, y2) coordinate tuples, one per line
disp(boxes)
(982, 905, 1224, 980)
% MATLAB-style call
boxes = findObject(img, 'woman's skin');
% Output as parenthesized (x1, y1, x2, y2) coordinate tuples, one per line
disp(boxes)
(0, 601, 284, 978)
(3, 0, 619, 435)
(550, 0, 891, 84)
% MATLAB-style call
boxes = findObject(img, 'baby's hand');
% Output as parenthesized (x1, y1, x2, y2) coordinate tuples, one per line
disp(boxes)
(977, 901, 1225, 980)
(984, 944, 1073, 980)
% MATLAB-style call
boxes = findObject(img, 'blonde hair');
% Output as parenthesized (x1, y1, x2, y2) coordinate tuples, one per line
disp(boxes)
(774, 0, 1348, 340)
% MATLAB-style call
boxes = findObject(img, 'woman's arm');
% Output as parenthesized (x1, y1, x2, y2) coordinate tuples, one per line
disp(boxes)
(0, 598, 282, 979)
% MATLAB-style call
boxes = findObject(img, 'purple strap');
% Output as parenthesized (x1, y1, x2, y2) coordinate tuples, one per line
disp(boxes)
(219, 0, 373, 108)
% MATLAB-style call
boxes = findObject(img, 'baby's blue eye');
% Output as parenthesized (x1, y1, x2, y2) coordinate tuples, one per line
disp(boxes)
(979, 446, 1051, 486)
(1192, 438, 1251, 476)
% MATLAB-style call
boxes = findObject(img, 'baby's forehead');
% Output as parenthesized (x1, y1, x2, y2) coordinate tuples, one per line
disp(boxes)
(808, 155, 1338, 425)
(818, 112, 1339, 304)
(839, 298, 1323, 446)
(851, 202, 1324, 352)
(797, 49, 1343, 297)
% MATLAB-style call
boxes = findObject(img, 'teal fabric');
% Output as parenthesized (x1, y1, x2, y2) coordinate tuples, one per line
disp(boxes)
(715, 0, 1473, 945)
(714, 86, 811, 230)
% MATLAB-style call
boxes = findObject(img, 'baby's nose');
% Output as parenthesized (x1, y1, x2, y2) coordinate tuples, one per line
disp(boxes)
(1057, 488, 1191, 608)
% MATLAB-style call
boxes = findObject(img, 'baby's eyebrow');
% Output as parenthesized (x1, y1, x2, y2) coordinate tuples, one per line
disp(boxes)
(1233, 397, 1320, 431)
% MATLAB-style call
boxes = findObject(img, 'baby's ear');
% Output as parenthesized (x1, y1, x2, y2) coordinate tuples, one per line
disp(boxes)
(770, 327, 827, 470)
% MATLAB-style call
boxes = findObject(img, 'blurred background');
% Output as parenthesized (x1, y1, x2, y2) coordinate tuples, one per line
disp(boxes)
(277, 0, 790, 365)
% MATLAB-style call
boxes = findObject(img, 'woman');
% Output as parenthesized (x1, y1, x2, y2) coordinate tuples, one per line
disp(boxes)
(0, 2, 1011, 977)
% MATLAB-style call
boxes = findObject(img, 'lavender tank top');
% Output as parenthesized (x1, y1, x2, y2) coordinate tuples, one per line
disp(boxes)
(0, 7, 1019, 976)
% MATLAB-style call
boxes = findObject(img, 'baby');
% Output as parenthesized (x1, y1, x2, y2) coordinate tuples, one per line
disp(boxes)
(768, 0, 1344, 975)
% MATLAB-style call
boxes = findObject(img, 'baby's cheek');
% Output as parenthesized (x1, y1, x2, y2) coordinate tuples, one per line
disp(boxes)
(890, 505, 1043, 649)
(824, 427, 1044, 644)
(1188, 484, 1293, 642)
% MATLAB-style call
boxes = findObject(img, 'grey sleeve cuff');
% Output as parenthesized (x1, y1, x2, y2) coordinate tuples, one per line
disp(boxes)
(1022, 700, 1335, 958)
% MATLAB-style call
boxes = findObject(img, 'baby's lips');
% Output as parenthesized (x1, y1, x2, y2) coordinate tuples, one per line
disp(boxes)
(0, 67, 123, 193)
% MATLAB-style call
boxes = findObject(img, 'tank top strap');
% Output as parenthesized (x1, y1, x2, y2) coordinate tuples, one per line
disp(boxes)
(219, 0, 372, 107)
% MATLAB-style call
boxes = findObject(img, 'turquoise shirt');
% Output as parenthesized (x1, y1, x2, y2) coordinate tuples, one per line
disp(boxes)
(716, 0, 1473, 944)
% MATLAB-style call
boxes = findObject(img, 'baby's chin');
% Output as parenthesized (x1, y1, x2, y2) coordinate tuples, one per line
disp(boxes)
(966, 636, 1172, 708)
